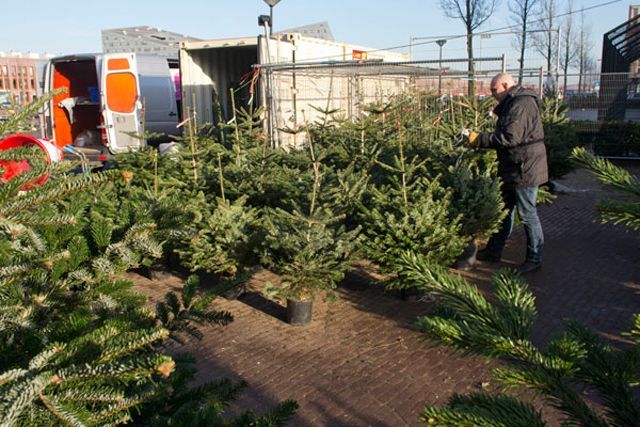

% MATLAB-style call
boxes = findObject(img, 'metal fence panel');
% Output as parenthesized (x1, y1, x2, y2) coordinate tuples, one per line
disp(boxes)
(263, 60, 640, 156)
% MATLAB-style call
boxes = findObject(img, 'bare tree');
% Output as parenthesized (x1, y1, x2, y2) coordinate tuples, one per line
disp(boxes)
(440, 0, 499, 97)
(509, 0, 540, 84)
(559, 0, 577, 92)
(531, 0, 558, 89)
(573, 8, 595, 93)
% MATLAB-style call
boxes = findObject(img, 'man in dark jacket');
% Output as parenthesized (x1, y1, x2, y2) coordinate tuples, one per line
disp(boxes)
(465, 72, 548, 273)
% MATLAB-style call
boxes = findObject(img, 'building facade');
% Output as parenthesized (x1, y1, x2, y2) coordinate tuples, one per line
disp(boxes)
(0, 52, 51, 107)
(102, 26, 200, 58)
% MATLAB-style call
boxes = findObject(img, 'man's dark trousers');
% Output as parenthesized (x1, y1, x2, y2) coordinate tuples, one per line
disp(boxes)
(484, 186, 544, 263)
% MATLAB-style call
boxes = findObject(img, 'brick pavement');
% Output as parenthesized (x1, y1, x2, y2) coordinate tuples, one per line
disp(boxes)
(131, 167, 640, 427)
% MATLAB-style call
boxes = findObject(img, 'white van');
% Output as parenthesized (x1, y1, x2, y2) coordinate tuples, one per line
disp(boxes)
(43, 53, 180, 163)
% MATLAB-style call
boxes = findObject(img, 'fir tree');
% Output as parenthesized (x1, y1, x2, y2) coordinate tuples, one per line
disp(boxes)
(175, 196, 259, 277)
(440, 155, 506, 239)
(357, 109, 468, 281)
(260, 131, 361, 301)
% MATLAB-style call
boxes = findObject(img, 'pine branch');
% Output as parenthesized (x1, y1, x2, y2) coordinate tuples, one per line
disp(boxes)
(236, 400, 299, 427)
(421, 392, 546, 427)
(623, 314, 640, 345)
(9, 212, 77, 228)
(97, 328, 169, 363)
(398, 252, 538, 358)
(0, 88, 65, 136)
(2, 170, 118, 217)
(0, 372, 52, 427)
(493, 365, 608, 426)
(38, 391, 91, 427)
(571, 147, 640, 197)
(563, 322, 640, 426)
(56, 353, 174, 383)
(420, 406, 498, 426)
(597, 201, 640, 231)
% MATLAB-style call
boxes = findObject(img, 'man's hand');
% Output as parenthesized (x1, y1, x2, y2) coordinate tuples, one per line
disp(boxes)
(461, 128, 479, 145)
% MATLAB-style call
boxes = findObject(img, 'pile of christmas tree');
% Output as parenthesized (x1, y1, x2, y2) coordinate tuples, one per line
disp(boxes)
(0, 97, 296, 426)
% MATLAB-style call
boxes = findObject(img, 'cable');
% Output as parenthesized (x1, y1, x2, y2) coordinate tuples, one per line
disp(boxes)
(259, 0, 622, 65)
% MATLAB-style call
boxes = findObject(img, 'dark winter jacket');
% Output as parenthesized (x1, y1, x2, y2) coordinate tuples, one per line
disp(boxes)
(477, 85, 548, 188)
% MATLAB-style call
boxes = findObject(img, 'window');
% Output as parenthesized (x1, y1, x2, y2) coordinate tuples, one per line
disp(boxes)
(0, 80, 3, 89)
(1, 65, 6, 75)
(13, 79, 17, 89)
(106, 72, 138, 113)
(28, 67, 33, 77)
(30, 79, 35, 89)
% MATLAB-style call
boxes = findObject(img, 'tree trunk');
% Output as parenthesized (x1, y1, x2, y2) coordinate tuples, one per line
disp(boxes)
(578, 56, 584, 93)
(518, 20, 528, 85)
(467, 30, 475, 98)
(547, 26, 553, 91)
(563, 26, 570, 91)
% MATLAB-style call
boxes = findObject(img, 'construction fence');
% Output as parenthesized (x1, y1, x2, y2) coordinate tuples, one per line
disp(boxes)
(260, 58, 640, 157)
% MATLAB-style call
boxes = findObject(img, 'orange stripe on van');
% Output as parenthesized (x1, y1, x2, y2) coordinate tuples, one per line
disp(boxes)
(107, 58, 130, 71)
(106, 72, 137, 113)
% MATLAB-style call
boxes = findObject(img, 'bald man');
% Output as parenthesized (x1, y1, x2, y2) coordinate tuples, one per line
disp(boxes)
(467, 73, 548, 274)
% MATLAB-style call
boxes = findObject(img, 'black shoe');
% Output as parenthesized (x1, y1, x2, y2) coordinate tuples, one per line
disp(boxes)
(476, 249, 501, 262)
(517, 261, 541, 274)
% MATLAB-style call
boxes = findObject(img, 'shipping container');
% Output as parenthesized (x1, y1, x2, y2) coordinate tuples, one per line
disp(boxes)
(179, 34, 409, 147)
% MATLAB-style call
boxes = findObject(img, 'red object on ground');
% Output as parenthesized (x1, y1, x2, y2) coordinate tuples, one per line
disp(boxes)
(0, 134, 62, 188)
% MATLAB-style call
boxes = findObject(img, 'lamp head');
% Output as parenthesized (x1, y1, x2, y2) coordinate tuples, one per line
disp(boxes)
(258, 15, 271, 27)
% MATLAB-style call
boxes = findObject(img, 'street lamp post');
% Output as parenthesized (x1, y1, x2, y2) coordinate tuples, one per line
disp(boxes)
(263, 0, 281, 35)
(436, 39, 447, 96)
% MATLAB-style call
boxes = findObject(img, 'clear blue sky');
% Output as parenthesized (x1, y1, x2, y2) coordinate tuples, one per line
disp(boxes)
(1, 0, 633, 69)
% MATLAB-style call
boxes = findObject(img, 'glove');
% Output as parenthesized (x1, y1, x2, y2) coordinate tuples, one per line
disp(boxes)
(461, 128, 479, 145)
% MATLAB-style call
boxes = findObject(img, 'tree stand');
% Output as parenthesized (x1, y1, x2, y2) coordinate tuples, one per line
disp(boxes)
(286, 299, 313, 325)
(454, 240, 478, 270)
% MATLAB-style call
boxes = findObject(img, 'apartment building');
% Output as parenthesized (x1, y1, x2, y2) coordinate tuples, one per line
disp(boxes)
(0, 52, 50, 106)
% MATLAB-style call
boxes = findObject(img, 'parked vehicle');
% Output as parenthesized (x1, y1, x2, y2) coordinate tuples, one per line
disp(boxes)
(43, 53, 180, 164)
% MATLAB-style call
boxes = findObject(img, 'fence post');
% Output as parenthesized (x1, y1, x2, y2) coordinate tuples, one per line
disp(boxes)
(260, 30, 276, 148)
(291, 35, 298, 147)
(501, 54, 506, 73)
(538, 67, 544, 98)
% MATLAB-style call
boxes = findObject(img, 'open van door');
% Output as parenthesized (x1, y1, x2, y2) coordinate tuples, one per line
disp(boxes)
(42, 61, 54, 140)
(101, 53, 143, 153)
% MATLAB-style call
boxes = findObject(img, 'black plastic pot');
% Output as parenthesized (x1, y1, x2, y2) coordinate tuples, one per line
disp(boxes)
(454, 240, 478, 270)
(286, 299, 313, 325)
(147, 263, 172, 281)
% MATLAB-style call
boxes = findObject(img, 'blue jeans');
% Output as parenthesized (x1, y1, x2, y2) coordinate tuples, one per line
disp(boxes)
(485, 186, 544, 263)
